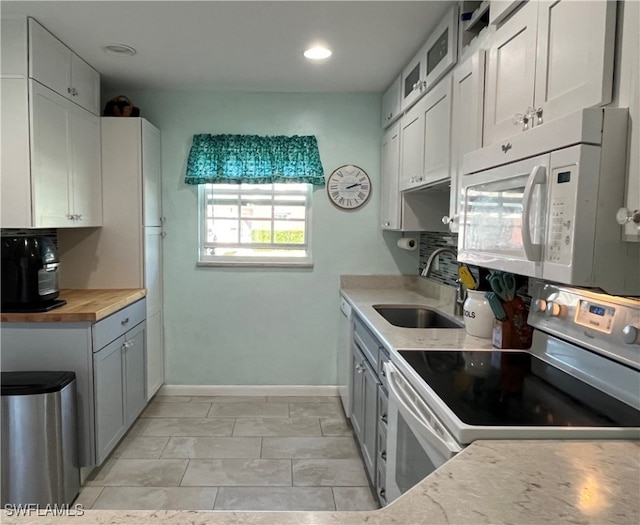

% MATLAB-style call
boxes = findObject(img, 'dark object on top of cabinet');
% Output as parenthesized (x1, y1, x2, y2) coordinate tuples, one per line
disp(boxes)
(103, 95, 140, 117)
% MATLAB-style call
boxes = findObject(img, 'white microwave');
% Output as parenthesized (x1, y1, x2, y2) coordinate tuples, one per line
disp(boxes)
(459, 108, 640, 296)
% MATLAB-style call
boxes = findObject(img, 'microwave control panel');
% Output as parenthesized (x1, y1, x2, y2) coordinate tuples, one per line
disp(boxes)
(546, 164, 577, 265)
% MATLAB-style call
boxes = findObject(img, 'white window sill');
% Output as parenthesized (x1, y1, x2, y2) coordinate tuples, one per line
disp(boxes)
(197, 259, 314, 268)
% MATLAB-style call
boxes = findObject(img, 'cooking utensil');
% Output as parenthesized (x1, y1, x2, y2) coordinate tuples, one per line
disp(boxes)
(488, 271, 516, 302)
(458, 265, 476, 290)
(484, 291, 507, 321)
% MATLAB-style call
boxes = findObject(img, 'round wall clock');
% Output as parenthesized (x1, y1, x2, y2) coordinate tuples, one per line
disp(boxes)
(326, 164, 372, 210)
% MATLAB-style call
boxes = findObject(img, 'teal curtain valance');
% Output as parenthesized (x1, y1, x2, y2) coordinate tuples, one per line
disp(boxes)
(185, 134, 325, 186)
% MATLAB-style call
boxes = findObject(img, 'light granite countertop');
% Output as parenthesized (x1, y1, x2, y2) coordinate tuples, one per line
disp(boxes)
(339, 274, 495, 352)
(4, 277, 638, 524)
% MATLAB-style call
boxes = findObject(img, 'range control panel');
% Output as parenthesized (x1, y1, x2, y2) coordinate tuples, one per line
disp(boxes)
(529, 282, 640, 369)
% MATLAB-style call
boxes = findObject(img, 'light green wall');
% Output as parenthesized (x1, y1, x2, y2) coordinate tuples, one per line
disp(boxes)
(105, 90, 417, 385)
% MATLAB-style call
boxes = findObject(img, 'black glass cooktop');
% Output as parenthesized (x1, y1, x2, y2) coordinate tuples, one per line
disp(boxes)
(399, 350, 640, 428)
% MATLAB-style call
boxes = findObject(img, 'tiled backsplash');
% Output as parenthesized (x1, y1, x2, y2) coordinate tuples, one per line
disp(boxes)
(419, 232, 459, 287)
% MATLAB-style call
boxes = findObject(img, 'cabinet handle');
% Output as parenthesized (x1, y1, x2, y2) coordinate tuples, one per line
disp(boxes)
(514, 112, 529, 131)
(355, 364, 363, 373)
(379, 488, 386, 499)
(382, 221, 390, 228)
(442, 215, 458, 225)
(67, 87, 72, 94)
(380, 450, 386, 461)
(535, 107, 543, 125)
(76, 214, 82, 221)
(121, 317, 130, 326)
(123, 340, 133, 349)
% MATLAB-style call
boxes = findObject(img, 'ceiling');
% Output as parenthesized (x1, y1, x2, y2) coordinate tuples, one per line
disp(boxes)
(1, 1, 455, 93)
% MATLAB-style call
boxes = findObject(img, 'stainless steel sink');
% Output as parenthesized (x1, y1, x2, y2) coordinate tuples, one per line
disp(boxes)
(373, 305, 463, 329)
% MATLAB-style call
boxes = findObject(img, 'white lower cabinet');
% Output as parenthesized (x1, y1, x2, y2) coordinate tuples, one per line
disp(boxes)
(0, 299, 147, 467)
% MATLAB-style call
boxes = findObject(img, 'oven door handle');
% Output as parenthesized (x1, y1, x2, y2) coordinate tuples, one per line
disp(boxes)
(521, 164, 546, 262)
(384, 362, 462, 456)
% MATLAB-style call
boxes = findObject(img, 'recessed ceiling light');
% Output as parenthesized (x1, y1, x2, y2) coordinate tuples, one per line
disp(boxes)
(103, 44, 137, 57)
(304, 46, 332, 61)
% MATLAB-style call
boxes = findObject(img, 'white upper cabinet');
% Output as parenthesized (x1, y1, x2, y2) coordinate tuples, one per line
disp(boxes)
(484, 0, 616, 146)
(489, 0, 525, 26)
(142, 120, 163, 227)
(29, 18, 100, 115)
(30, 80, 102, 228)
(381, 76, 402, 128)
(0, 16, 102, 229)
(400, 5, 458, 112)
(399, 75, 453, 192)
(484, 1, 538, 145)
(380, 122, 401, 229)
(533, 0, 615, 125)
(446, 50, 486, 233)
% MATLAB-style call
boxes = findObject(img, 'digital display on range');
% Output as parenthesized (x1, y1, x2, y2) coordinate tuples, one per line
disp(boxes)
(557, 171, 571, 184)
(589, 305, 606, 316)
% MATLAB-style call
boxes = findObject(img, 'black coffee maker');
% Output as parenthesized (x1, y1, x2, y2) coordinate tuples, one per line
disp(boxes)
(1, 236, 66, 312)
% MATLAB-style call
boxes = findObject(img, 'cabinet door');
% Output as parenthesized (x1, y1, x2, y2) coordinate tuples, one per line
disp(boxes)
(361, 359, 379, 482)
(350, 346, 365, 442)
(422, 76, 453, 186)
(449, 51, 486, 232)
(69, 103, 102, 226)
(534, 0, 615, 124)
(484, 1, 538, 145)
(1, 78, 31, 228)
(142, 120, 162, 227)
(93, 336, 126, 465)
(70, 53, 100, 115)
(145, 227, 164, 399)
(398, 102, 424, 191)
(124, 322, 146, 427)
(381, 76, 401, 128)
(30, 81, 72, 227)
(28, 19, 70, 98)
(380, 123, 401, 230)
(400, 47, 426, 112)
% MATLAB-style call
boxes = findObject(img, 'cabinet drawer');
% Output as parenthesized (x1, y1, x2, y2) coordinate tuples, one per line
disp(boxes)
(353, 316, 381, 368)
(92, 299, 146, 350)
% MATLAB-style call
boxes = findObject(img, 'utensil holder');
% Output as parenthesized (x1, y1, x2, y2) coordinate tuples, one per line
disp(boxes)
(463, 290, 495, 338)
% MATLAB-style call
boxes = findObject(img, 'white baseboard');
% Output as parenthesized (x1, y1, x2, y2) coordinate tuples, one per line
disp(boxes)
(157, 385, 340, 397)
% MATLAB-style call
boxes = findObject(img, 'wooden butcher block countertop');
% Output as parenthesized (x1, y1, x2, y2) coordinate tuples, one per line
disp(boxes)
(0, 289, 146, 323)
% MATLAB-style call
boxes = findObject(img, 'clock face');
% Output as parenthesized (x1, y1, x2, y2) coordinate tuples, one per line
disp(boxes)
(327, 165, 371, 210)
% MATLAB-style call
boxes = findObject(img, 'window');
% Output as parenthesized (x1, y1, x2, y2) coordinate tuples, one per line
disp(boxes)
(198, 183, 312, 266)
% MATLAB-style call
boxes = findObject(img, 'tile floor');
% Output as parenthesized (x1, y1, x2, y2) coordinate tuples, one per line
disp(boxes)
(77, 395, 380, 512)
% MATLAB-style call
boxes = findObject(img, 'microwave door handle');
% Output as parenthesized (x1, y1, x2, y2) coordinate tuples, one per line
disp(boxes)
(521, 165, 547, 261)
(384, 363, 461, 456)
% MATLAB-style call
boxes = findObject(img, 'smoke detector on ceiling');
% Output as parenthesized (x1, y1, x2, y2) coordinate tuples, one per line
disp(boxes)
(103, 44, 137, 57)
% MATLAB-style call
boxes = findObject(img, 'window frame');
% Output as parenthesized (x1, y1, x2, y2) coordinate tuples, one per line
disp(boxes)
(197, 183, 313, 267)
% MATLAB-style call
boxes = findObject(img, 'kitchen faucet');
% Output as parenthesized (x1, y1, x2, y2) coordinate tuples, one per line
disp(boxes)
(421, 246, 466, 317)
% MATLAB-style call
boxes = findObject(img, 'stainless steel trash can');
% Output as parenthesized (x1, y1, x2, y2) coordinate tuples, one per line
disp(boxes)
(1, 371, 80, 506)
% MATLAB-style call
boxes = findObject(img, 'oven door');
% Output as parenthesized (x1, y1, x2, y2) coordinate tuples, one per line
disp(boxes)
(459, 154, 549, 277)
(384, 362, 462, 503)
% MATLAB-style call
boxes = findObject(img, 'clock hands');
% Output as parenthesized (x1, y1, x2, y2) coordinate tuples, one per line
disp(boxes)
(346, 183, 361, 189)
